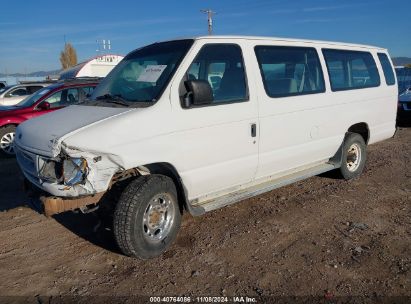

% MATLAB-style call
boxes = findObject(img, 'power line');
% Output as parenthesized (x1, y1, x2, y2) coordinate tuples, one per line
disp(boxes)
(200, 9, 217, 35)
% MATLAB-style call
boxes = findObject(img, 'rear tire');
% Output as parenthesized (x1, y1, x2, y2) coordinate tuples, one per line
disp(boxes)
(113, 175, 181, 259)
(339, 132, 367, 180)
(0, 125, 16, 157)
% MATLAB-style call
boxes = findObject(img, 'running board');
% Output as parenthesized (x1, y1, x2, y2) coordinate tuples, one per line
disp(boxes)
(191, 163, 337, 214)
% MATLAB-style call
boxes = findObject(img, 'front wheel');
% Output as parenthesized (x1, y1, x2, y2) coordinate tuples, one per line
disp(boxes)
(0, 125, 17, 157)
(113, 175, 182, 259)
(338, 132, 367, 180)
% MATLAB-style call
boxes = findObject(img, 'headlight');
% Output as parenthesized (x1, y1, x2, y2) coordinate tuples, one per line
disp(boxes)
(38, 158, 62, 182)
(63, 158, 88, 186)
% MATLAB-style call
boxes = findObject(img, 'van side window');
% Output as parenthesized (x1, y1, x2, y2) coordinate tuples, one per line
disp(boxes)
(185, 44, 248, 104)
(254, 46, 325, 98)
(377, 53, 396, 85)
(322, 49, 380, 91)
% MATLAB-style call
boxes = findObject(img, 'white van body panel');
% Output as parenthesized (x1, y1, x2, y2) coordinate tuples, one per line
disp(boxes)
(14, 36, 397, 206)
(167, 39, 259, 200)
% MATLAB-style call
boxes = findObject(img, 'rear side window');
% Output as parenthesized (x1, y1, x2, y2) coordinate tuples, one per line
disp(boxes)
(377, 53, 396, 85)
(27, 86, 44, 94)
(322, 49, 380, 91)
(66, 88, 79, 104)
(80, 86, 95, 97)
(255, 46, 325, 98)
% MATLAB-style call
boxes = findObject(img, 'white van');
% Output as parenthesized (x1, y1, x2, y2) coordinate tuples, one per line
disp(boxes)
(14, 36, 398, 259)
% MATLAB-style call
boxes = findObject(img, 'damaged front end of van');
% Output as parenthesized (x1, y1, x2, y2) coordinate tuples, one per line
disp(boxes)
(16, 138, 125, 216)
(13, 104, 137, 216)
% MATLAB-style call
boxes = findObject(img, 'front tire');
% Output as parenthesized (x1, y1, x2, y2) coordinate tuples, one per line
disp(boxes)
(113, 175, 182, 259)
(339, 132, 367, 180)
(0, 125, 17, 157)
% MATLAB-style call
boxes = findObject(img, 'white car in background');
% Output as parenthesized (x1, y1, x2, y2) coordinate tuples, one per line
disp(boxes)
(0, 82, 53, 106)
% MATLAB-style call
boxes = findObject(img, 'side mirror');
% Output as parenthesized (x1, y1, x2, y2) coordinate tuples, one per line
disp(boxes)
(183, 80, 213, 108)
(38, 101, 50, 110)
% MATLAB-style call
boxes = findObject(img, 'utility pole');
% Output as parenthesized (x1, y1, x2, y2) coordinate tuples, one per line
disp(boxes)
(200, 9, 216, 35)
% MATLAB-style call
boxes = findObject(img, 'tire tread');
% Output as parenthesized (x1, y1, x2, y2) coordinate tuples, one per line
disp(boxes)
(113, 175, 180, 259)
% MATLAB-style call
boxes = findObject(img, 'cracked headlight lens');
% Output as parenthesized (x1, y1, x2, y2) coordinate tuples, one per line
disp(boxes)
(63, 158, 88, 186)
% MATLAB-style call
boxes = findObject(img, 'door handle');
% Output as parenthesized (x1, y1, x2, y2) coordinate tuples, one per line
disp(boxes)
(251, 123, 257, 137)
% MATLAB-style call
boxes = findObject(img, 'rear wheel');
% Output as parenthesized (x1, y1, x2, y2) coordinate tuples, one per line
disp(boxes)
(113, 175, 181, 259)
(0, 125, 16, 157)
(339, 133, 367, 180)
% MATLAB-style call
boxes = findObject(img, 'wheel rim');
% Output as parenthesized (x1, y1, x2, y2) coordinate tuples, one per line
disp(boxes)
(142, 193, 176, 243)
(0, 132, 15, 155)
(346, 143, 361, 172)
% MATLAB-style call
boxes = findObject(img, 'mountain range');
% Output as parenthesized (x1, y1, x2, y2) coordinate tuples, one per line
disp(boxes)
(391, 57, 411, 66)
(0, 69, 61, 78)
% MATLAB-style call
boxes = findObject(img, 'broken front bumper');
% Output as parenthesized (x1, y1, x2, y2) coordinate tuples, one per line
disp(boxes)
(23, 178, 105, 216)
(41, 193, 105, 216)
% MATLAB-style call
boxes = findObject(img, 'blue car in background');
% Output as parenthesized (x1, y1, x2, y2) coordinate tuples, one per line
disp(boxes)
(395, 67, 411, 124)
(398, 85, 411, 118)
(395, 67, 411, 94)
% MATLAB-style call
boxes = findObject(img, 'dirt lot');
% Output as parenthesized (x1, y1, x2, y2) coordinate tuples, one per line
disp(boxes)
(0, 127, 410, 303)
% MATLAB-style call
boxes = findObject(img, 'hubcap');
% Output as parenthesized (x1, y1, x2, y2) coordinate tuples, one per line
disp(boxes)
(346, 143, 361, 172)
(0, 132, 15, 155)
(142, 193, 175, 243)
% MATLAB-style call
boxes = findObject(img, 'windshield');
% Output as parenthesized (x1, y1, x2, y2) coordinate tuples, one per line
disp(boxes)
(90, 39, 194, 106)
(15, 86, 53, 108)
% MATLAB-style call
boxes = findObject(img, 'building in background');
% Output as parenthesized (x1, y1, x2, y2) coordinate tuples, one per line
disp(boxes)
(59, 54, 124, 80)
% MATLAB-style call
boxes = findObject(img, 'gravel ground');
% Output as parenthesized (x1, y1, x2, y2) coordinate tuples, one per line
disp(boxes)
(0, 127, 410, 303)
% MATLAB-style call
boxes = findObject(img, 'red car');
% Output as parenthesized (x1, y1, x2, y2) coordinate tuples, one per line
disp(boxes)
(0, 78, 99, 156)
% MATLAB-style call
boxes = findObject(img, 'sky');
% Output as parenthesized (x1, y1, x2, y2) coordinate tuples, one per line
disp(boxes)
(0, 0, 410, 73)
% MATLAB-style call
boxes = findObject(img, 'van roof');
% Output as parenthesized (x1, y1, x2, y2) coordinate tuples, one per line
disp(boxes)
(165, 35, 385, 51)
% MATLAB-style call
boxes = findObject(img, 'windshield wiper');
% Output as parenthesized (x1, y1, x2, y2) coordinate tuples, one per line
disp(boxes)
(94, 94, 130, 107)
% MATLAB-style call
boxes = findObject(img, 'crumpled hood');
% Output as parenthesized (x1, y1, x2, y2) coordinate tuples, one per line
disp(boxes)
(15, 105, 131, 157)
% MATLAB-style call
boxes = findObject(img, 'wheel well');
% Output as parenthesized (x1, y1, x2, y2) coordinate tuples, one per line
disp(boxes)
(347, 123, 369, 144)
(143, 162, 188, 212)
(1, 123, 18, 129)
